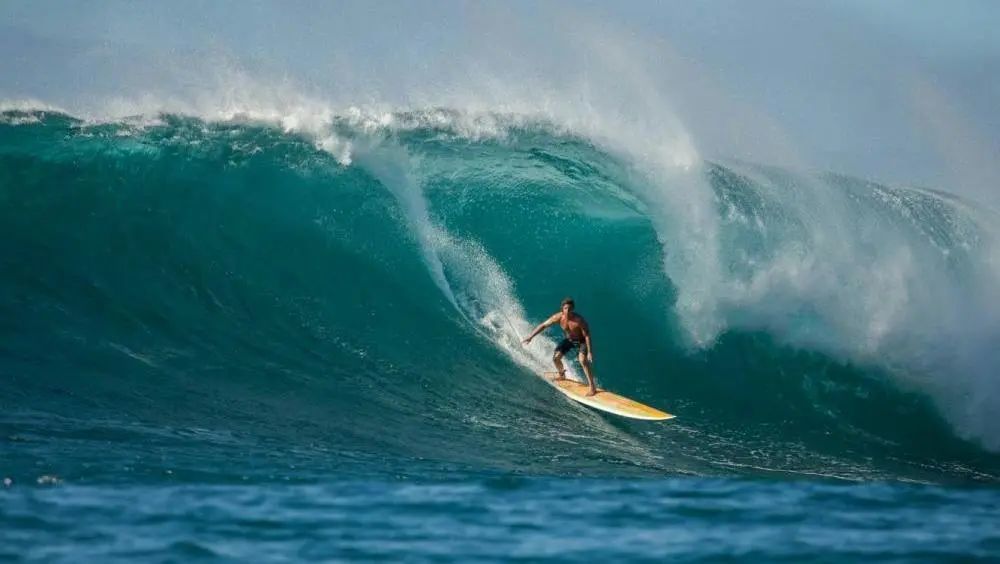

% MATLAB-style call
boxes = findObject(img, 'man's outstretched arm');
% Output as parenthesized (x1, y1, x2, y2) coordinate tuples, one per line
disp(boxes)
(522, 313, 560, 344)
(583, 321, 593, 361)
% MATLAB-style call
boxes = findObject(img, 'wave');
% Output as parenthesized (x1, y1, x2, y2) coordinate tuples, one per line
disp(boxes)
(1, 108, 998, 483)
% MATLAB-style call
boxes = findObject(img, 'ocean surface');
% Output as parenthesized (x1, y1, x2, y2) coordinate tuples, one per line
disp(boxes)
(1, 108, 998, 562)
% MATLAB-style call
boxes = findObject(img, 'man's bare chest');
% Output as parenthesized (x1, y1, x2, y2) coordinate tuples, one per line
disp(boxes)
(560, 316, 584, 334)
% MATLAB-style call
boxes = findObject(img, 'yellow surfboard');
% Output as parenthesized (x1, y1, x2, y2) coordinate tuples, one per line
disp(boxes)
(543, 372, 675, 421)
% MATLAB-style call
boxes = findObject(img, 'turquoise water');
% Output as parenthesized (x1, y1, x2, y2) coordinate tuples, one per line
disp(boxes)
(1, 109, 998, 561)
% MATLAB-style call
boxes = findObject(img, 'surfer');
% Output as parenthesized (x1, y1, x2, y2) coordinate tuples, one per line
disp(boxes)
(522, 297, 599, 396)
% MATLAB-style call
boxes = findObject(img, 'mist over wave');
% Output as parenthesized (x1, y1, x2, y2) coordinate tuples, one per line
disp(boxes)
(1, 105, 998, 485)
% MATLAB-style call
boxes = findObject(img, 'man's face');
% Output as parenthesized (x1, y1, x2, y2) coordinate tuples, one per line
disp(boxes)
(561, 303, 573, 315)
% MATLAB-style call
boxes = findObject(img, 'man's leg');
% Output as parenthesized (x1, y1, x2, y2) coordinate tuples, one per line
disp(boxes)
(579, 352, 598, 396)
(552, 351, 567, 380)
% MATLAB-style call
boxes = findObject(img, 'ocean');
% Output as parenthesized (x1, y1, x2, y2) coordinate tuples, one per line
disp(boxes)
(1, 108, 998, 562)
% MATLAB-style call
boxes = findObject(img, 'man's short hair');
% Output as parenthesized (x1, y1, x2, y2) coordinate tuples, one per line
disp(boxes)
(561, 297, 575, 308)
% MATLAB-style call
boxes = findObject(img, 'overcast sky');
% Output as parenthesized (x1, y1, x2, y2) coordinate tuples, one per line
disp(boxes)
(3, 0, 998, 198)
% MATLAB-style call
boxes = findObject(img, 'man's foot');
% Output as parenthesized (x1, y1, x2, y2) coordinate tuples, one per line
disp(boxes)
(553, 370, 567, 381)
(586, 388, 599, 397)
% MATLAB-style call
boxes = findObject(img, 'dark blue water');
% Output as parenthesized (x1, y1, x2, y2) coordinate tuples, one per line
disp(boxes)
(1, 109, 998, 561)
(4, 479, 997, 562)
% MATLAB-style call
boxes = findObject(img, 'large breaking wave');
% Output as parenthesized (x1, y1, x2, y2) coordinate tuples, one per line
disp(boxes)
(1, 106, 998, 483)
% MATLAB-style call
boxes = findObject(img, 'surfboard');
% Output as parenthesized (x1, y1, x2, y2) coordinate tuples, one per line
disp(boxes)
(543, 372, 675, 421)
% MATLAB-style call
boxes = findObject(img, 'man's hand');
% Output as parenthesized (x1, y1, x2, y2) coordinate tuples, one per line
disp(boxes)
(586, 352, 593, 363)
(522, 336, 532, 346)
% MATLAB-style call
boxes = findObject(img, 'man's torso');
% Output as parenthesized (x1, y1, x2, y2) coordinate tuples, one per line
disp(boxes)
(560, 313, 587, 341)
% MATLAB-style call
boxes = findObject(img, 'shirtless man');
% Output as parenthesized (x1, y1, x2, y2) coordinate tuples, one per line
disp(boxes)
(522, 297, 599, 396)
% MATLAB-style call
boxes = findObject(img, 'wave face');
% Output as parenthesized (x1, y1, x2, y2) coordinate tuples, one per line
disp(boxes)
(1, 109, 998, 483)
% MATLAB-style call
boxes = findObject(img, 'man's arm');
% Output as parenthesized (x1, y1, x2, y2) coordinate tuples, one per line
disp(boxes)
(582, 319, 593, 361)
(522, 313, 560, 344)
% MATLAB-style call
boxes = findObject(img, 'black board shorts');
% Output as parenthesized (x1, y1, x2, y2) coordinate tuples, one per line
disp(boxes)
(555, 338, 588, 357)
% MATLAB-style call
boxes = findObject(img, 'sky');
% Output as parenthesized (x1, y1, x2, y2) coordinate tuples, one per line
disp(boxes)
(2, 0, 998, 199)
